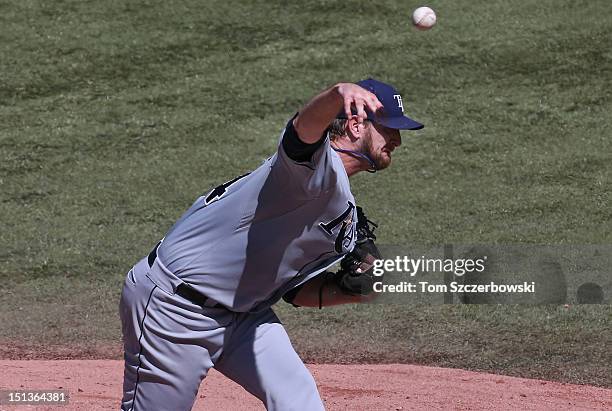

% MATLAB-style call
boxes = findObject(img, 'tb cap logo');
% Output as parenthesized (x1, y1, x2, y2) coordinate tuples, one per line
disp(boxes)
(393, 94, 404, 112)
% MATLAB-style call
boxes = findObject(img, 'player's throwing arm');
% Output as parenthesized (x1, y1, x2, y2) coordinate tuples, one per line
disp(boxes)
(294, 83, 384, 143)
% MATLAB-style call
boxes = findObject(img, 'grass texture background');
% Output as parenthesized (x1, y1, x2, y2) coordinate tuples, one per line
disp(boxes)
(1, 0, 610, 387)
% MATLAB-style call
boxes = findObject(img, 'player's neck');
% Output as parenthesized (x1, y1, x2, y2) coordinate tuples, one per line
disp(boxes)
(336, 151, 370, 177)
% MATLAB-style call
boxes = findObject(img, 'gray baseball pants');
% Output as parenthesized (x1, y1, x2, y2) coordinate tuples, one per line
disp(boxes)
(119, 257, 325, 411)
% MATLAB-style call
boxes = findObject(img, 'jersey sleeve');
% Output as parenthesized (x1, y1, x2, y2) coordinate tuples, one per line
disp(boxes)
(282, 115, 326, 162)
(273, 115, 337, 197)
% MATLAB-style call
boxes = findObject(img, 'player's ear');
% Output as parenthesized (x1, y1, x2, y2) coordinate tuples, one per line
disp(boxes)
(346, 116, 368, 140)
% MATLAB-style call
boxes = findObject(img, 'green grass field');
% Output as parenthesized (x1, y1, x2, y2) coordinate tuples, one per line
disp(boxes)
(1, 0, 611, 387)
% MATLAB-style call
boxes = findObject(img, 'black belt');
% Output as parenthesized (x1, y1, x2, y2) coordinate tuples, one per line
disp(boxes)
(148, 242, 222, 309)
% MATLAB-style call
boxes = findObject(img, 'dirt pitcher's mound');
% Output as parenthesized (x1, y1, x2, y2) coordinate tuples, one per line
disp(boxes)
(1, 361, 610, 410)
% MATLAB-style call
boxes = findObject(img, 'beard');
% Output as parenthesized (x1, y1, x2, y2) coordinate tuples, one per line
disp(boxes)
(361, 129, 392, 170)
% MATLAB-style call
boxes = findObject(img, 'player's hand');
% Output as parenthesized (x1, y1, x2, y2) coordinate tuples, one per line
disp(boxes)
(336, 83, 384, 124)
(293, 82, 384, 144)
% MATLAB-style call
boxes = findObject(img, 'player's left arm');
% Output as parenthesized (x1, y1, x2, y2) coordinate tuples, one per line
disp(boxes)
(285, 273, 376, 308)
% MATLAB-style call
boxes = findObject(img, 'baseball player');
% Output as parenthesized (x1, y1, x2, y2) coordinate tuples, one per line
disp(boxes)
(120, 78, 424, 411)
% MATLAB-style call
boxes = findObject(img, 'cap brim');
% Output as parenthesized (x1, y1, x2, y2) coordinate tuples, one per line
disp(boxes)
(374, 115, 424, 130)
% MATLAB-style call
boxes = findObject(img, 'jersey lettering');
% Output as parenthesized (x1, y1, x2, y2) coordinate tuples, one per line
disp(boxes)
(205, 173, 250, 205)
(319, 201, 356, 253)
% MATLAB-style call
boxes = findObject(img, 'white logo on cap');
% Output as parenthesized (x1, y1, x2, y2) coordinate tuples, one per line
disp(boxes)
(393, 94, 404, 112)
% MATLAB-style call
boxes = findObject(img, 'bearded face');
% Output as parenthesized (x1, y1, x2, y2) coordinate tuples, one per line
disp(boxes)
(360, 123, 395, 170)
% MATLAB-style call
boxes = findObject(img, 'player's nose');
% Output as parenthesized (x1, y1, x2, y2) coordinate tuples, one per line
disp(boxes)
(390, 130, 401, 148)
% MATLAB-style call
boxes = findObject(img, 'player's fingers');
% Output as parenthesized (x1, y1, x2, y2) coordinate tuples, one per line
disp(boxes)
(344, 98, 352, 120)
(367, 95, 384, 114)
(355, 99, 366, 124)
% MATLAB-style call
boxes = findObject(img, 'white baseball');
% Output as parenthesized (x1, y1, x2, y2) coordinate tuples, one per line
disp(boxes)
(412, 6, 436, 30)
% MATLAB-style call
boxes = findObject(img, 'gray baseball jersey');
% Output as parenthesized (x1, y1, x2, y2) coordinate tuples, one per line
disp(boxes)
(156, 118, 357, 312)
(121, 117, 357, 411)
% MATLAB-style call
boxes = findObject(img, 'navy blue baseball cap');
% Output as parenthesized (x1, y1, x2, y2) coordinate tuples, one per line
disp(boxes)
(340, 78, 424, 130)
